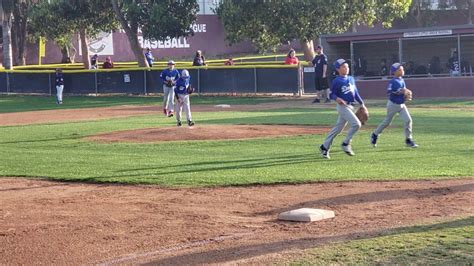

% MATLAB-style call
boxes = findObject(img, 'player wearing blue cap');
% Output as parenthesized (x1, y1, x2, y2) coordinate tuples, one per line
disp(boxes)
(370, 63, 418, 148)
(174, 69, 195, 127)
(319, 59, 366, 159)
(160, 60, 180, 117)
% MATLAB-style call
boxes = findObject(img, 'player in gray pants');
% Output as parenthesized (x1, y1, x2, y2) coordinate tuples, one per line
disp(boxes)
(320, 59, 365, 159)
(371, 63, 418, 148)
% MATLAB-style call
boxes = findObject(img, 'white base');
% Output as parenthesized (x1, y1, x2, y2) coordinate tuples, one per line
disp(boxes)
(278, 208, 335, 222)
(214, 104, 231, 108)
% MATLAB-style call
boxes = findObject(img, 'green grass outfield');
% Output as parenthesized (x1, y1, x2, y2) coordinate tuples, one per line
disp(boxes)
(285, 216, 474, 265)
(0, 95, 472, 186)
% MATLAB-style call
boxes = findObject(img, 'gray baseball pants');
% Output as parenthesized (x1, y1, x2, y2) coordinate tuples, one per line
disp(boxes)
(175, 94, 192, 122)
(163, 85, 175, 112)
(323, 104, 361, 149)
(374, 101, 413, 139)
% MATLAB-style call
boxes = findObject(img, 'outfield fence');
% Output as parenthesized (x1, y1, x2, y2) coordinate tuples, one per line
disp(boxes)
(1, 66, 473, 98)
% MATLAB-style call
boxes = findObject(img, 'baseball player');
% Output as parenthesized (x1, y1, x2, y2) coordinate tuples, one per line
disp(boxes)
(319, 59, 365, 159)
(160, 60, 180, 117)
(370, 63, 418, 148)
(55, 68, 64, 104)
(174, 69, 195, 127)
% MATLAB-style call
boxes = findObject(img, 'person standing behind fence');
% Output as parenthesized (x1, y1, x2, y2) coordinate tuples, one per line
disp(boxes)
(160, 60, 180, 117)
(102, 56, 114, 69)
(448, 51, 460, 76)
(319, 59, 366, 159)
(311, 45, 329, 103)
(90, 54, 99, 69)
(174, 69, 195, 127)
(55, 68, 64, 104)
(371, 63, 418, 148)
(284, 49, 299, 65)
(145, 48, 154, 68)
(192, 50, 207, 66)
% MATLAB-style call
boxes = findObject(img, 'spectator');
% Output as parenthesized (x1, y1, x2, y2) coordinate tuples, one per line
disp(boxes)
(55, 68, 64, 104)
(405, 61, 415, 76)
(429, 56, 441, 75)
(192, 50, 207, 66)
(102, 56, 114, 69)
(448, 51, 460, 76)
(461, 60, 471, 75)
(224, 57, 234, 66)
(353, 55, 367, 77)
(90, 54, 99, 69)
(284, 49, 299, 65)
(380, 59, 388, 77)
(144, 48, 154, 67)
(310, 45, 329, 103)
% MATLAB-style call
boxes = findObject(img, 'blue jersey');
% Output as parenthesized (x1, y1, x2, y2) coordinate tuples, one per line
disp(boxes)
(330, 76, 364, 105)
(312, 54, 327, 77)
(55, 73, 64, 86)
(388, 77, 406, 104)
(160, 69, 180, 85)
(175, 77, 191, 95)
(145, 51, 154, 65)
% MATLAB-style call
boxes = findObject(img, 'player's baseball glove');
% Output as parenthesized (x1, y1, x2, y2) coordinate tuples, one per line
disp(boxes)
(186, 86, 195, 94)
(404, 88, 413, 101)
(355, 106, 369, 125)
(165, 80, 173, 87)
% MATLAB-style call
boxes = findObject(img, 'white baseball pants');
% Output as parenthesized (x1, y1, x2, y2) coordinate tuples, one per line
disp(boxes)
(374, 101, 413, 139)
(323, 104, 362, 149)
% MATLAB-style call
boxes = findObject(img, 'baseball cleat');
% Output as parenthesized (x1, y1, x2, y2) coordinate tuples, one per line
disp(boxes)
(187, 120, 195, 127)
(163, 108, 167, 115)
(167, 112, 174, 117)
(341, 143, 355, 156)
(405, 139, 418, 148)
(370, 133, 378, 147)
(319, 144, 330, 159)
(177, 121, 182, 127)
(312, 98, 320, 104)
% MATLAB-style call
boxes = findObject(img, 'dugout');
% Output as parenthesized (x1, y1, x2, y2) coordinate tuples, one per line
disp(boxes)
(310, 24, 474, 97)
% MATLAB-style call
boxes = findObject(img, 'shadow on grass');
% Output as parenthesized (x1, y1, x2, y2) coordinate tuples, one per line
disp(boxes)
(139, 216, 473, 265)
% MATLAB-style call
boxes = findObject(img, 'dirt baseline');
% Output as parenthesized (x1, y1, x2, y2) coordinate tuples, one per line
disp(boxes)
(87, 125, 331, 143)
(0, 178, 472, 265)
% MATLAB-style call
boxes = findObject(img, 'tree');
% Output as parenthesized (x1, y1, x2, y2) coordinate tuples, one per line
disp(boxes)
(111, 0, 199, 67)
(11, 0, 33, 66)
(454, 0, 473, 24)
(215, 0, 412, 61)
(29, 0, 117, 68)
(1, 0, 15, 69)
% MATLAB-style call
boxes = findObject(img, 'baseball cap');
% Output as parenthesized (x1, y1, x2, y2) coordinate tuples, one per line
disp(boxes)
(391, 62, 402, 73)
(168, 60, 176, 65)
(333, 58, 347, 69)
(316, 45, 323, 49)
(181, 69, 190, 78)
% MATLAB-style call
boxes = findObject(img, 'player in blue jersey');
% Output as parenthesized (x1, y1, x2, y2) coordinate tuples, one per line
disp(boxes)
(371, 63, 418, 148)
(174, 69, 195, 127)
(160, 60, 180, 117)
(319, 59, 366, 159)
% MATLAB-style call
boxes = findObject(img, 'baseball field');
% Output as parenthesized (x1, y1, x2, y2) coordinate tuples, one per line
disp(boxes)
(0, 95, 473, 264)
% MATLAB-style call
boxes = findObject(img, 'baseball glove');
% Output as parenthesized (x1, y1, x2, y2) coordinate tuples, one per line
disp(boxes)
(165, 80, 173, 87)
(404, 88, 413, 101)
(186, 86, 195, 94)
(355, 106, 369, 125)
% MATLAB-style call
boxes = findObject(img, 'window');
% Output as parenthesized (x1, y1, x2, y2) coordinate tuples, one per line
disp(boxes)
(197, 0, 221, 15)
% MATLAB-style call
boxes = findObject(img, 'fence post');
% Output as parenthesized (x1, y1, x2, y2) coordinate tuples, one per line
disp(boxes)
(197, 68, 201, 95)
(144, 70, 147, 95)
(94, 71, 98, 95)
(6, 72, 10, 94)
(297, 64, 303, 97)
(254, 67, 257, 94)
(48, 73, 52, 96)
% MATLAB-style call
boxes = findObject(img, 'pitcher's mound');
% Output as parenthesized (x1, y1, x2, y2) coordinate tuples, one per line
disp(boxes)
(87, 125, 330, 143)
